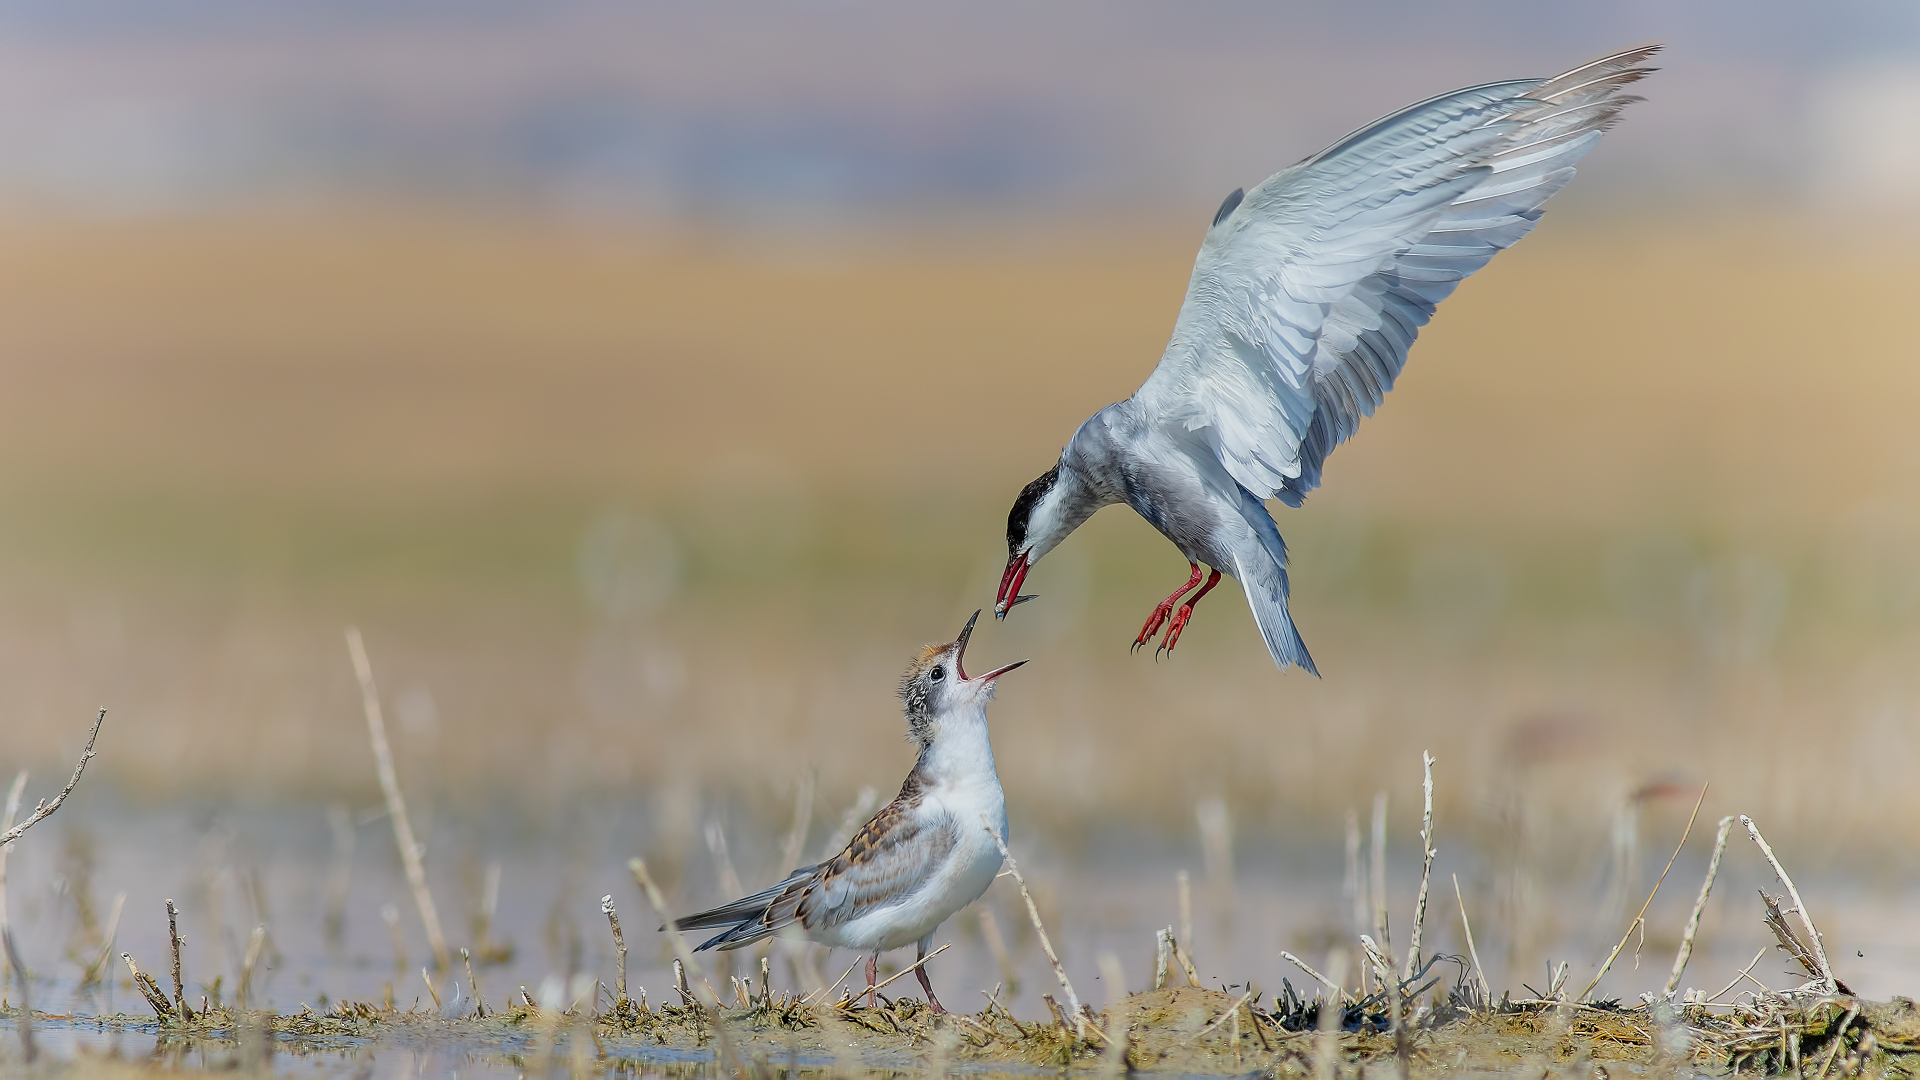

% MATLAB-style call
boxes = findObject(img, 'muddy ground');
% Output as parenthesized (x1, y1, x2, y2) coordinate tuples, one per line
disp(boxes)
(11, 983, 1919, 1077)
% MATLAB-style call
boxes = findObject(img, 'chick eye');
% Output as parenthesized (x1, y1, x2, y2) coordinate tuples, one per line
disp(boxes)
(929, 665, 945, 682)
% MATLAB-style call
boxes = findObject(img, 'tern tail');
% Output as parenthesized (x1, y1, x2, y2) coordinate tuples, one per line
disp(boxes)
(1228, 488, 1319, 675)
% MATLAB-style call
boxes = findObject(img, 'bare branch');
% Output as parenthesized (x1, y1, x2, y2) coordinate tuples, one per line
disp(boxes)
(0, 709, 107, 847)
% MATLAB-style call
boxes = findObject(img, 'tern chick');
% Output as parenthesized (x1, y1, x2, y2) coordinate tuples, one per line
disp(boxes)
(996, 46, 1659, 670)
(668, 612, 1023, 1012)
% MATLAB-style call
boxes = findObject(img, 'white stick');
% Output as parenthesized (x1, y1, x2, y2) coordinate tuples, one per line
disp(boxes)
(1741, 815, 1835, 992)
(0, 769, 26, 985)
(1370, 792, 1390, 960)
(1281, 951, 1351, 1004)
(347, 628, 450, 972)
(0, 709, 107, 846)
(980, 815, 1083, 1030)
(1665, 815, 1735, 997)
(1453, 874, 1491, 1006)
(1404, 752, 1436, 980)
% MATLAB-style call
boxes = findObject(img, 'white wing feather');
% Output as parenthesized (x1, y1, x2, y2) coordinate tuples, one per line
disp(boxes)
(1135, 46, 1659, 504)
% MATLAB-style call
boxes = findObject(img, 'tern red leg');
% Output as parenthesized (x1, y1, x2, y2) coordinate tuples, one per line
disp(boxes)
(1158, 568, 1222, 657)
(1134, 561, 1204, 652)
(914, 938, 945, 1013)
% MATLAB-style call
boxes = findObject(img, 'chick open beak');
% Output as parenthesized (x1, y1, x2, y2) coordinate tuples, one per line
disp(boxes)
(953, 609, 1026, 683)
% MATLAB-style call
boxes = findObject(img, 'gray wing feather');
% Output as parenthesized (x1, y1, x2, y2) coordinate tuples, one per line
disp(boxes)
(798, 814, 958, 929)
(1136, 46, 1658, 505)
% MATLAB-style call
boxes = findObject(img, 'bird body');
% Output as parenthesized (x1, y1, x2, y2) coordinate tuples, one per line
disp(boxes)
(669, 613, 1022, 1011)
(998, 46, 1660, 670)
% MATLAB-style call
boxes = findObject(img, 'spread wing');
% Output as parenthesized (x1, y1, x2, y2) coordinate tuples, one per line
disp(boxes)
(1134, 46, 1658, 504)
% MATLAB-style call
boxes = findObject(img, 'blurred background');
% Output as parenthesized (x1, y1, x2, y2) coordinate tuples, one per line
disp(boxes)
(2, 0, 1919, 1027)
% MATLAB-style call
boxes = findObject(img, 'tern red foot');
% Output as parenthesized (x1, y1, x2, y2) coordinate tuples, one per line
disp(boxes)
(1134, 562, 1204, 652)
(1158, 568, 1222, 657)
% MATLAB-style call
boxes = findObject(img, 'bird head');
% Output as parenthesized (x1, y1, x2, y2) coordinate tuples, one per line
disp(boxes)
(995, 461, 1085, 618)
(900, 611, 1026, 747)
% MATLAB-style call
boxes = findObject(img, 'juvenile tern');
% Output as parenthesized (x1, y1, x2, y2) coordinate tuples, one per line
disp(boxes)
(995, 46, 1659, 671)
(668, 612, 1022, 1012)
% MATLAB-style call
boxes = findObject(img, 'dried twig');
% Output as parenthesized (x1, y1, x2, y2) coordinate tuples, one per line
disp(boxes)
(0, 709, 107, 847)
(1740, 815, 1835, 992)
(980, 814, 1084, 1037)
(81, 891, 127, 989)
(1706, 947, 1770, 1003)
(1192, 988, 1254, 1041)
(462, 948, 487, 1017)
(779, 771, 814, 875)
(1313, 950, 1350, 1080)
(1760, 891, 1823, 984)
(1404, 752, 1436, 980)
(0, 769, 27, 985)
(123, 953, 175, 1018)
(602, 895, 629, 1006)
(843, 943, 950, 1003)
(979, 908, 1017, 994)
(347, 628, 451, 972)
(1666, 815, 1735, 996)
(1154, 927, 1172, 991)
(1281, 951, 1351, 1004)
(1098, 953, 1130, 1075)
(237, 925, 267, 1009)
(1576, 784, 1706, 1002)
(629, 858, 758, 1079)
(1176, 869, 1194, 973)
(1370, 792, 1391, 961)
(3, 928, 33, 1061)
(1453, 874, 1491, 1007)
(167, 900, 194, 1019)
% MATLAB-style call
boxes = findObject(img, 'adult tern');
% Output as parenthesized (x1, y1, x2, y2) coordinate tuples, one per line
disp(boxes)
(995, 46, 1659, 671)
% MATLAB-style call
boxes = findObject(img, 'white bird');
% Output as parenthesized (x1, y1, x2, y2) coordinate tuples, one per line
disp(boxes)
(668, 612, 1022, 1012)
(995, 46, 1659, 671)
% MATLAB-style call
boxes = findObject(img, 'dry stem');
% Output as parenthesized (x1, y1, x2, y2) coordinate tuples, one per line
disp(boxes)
(1665, 815, 1735, 996)
(0, 709, 107, 847)
(980, 814, 1084, 1036)
(1370, 792, 1391, 961)
(347, 627, 451, 972)
(844, 942, 950, 1003)
(602, 895, 629, 1005)
(1403, 752, 1435, 980)
(462, 948, 487, 1017)
(1281, 951, 1351, 1004)
(1452, 874, 1491, 1006)
(1312, 950, 1349, 1080)
(629, 858, 758, 1079)
(1575, 783, 1706, 1003)
(1740, 815, 1835, 992)
(167, 899, 193, 1019)
(237, 925, 267, 1009)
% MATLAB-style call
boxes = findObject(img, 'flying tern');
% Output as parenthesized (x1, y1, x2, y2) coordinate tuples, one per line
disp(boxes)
(668, 612, 1023, 1012)
(995, 46, 1659, 671)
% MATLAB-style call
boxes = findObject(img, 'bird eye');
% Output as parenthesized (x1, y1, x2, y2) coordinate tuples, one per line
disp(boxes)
(929, 666, 944, 682)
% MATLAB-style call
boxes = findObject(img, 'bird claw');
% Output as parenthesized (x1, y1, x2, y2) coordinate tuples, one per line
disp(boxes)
(1134, 601, 1177, 650)
(1159, 604, 1197, 657)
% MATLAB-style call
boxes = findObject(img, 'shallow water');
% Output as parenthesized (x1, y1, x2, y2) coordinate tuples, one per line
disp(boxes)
(2, 793, 1915, 1080)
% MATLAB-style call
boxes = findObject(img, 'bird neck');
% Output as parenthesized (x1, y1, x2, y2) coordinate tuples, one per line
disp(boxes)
(913, 705, 999, 790)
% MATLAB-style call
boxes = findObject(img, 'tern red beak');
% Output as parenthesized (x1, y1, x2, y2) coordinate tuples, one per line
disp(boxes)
(953, 609, 1027, 683)
(994, 554, 1037, 619)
